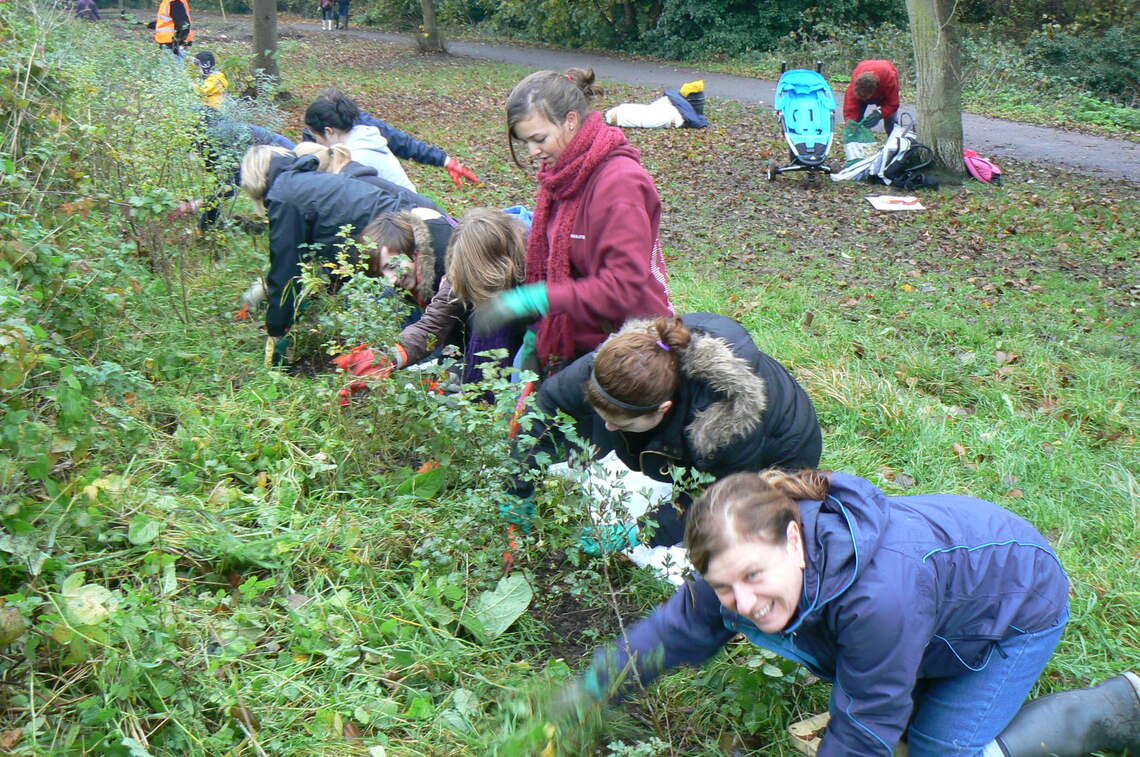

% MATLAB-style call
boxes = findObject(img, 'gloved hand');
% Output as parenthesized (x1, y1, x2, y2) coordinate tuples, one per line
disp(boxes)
(473, 283, 548, 335)
(499, 496, 537, 532)
(579, 522, 639, 556)
(265, 335, 293, 367)
(332, 344, 395, 378)
(550, 677, 604, 722)
(511, 330, 540, 381)
(861, 109, 883, 129)
(444, 157, 480, 187)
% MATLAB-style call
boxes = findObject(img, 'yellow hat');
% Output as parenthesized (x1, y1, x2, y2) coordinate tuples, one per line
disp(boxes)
(679, 79, 705, 96)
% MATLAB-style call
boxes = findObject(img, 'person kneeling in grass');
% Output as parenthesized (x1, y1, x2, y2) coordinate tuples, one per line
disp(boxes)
(566, 469, 1139, 757)
(507, 314, 821, 550)
(336, 208, 529, 389)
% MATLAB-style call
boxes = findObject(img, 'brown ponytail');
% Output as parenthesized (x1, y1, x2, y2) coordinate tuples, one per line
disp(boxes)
(685, 470, 832, 574)
(586, 318, 690, 419)
(505, 67, 604, 169)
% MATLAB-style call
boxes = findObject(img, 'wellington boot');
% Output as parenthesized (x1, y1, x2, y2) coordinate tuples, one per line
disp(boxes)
(996, 672, 1140, 757)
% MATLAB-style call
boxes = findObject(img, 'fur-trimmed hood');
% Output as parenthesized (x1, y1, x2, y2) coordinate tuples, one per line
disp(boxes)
(614, 317, 769, 458)
(404, 211, 438, 306)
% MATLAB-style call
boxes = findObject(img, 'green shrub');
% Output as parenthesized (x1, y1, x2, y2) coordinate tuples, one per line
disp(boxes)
(1025, 26, 1140, 105)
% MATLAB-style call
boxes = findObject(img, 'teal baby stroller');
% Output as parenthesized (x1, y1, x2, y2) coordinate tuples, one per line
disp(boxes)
(767, 63, 836, 182)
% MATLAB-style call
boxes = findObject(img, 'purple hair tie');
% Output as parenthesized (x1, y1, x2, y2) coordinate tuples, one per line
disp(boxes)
(656, 339, 671, 351)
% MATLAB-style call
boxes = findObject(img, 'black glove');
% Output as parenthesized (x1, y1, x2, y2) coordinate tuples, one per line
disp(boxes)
(861, 110, 883, 129)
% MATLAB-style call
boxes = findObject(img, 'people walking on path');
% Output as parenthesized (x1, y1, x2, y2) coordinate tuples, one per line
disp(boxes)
(318, 0, 335, 30)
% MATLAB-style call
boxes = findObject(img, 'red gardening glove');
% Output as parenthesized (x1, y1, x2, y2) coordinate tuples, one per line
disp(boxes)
(444, 157, 480, 187)
(234, 303, 251, 321)
(332, 344, 395, 379)
(336, 380, 370, 407)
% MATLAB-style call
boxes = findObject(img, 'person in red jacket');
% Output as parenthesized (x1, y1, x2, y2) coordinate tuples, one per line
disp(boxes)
(473, 67, 674, 377)
(844, 59, 900, 133)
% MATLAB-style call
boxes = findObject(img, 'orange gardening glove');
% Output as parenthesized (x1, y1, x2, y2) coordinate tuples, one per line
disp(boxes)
(336, 380, 371, 407)
(332, 344, 395, 379)
(444, 157, 480, 187)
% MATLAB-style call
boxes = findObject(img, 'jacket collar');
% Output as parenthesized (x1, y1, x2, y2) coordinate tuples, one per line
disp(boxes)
(265, 153, 318, 192)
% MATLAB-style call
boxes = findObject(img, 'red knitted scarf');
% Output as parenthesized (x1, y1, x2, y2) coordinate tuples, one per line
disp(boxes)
(525, 111, 629, 372)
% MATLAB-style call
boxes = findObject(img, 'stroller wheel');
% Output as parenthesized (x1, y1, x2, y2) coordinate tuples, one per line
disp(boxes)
(766, 160, 777, 181)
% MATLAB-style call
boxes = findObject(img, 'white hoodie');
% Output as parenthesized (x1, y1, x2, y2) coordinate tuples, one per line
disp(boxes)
(343, 124, 416, 192)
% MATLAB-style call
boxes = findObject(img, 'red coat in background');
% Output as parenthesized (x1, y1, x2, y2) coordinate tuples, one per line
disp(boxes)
(843, 59, 900, 122)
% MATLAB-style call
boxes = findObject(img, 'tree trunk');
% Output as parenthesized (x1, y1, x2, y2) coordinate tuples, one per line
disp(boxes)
(417, 0, 445, 53)
(252, 0, 279, 82)
(905, 0, 965, 178)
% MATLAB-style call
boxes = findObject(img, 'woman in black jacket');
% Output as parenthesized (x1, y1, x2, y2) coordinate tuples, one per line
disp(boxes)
(239, 146, 435, 358)
(291, 142, 443, 214)
(511, 313, 822, 551)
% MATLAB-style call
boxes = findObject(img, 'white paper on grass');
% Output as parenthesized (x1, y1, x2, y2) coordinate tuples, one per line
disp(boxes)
(866, 195, 925, 211)
(548, 452, 692, 586)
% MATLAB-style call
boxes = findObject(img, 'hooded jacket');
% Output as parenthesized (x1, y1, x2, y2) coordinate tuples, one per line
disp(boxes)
(843, 59, 901, 122)
(394, 213, 468, 363)
(338, 162, 441, 213)
(342, 125, 415, 192)
(356, 110, 448, 168)
(540, 145, 674, 361)
(588, 473, 1070, 756)
(263, 154, 410, 336)
(520, 313, 821, 494)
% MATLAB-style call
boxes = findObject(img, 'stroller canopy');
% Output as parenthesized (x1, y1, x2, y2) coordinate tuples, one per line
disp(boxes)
(774, 69, 837, 154)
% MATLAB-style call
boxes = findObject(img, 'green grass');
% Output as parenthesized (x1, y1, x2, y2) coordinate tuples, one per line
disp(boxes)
(1, 12, 1137, 757)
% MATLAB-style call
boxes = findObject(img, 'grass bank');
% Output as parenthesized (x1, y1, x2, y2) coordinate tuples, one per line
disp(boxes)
(1, 9, 1136, 756)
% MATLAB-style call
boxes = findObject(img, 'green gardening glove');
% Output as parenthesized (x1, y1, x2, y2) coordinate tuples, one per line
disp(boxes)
(473, 283, 548, 335)
(499, 496, 537, 532)
(511, 329, 540, 381)
(861, 109, 883, 129)
(579, 522, 639, 556)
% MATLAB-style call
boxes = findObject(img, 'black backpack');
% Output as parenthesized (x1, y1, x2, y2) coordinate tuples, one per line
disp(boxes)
(881, 141, 938, 190)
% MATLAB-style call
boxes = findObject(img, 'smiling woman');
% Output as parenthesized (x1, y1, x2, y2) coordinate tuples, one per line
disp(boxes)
(471, 67, 674, 377)
(571, 470, 1140, 757)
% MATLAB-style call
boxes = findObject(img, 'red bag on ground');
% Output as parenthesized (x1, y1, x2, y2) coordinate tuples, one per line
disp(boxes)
(964, 149, 1003, 185)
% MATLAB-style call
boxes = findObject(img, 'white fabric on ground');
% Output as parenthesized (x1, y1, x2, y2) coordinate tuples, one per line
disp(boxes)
(605, 97, 684, 129)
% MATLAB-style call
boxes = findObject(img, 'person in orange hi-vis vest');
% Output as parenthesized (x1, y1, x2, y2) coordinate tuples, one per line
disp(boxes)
(153, 0, 193, 57)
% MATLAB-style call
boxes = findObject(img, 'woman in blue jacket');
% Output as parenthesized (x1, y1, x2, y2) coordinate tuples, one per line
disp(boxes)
(578, 470, 1139, 756)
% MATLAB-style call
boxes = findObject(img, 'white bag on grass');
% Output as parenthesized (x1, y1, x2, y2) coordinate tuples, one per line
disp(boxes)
(604, 96, 684, 129)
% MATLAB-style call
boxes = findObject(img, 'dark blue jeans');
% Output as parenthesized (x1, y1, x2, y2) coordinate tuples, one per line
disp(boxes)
(906, 608, 1069, 756)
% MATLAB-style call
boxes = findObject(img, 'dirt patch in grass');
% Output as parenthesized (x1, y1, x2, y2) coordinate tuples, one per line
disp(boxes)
(527, 551, 648, 665)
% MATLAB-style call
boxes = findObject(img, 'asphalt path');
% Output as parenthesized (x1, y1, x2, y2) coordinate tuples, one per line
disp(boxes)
(200, 14, 1140, 183)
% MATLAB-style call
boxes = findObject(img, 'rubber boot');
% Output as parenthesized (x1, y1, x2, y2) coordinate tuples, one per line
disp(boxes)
(996, 672, 1140, 757)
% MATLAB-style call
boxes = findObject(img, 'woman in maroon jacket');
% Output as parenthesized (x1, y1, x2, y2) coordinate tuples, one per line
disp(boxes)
(474, 67, 674, 377)
(843, 59, 901, 133)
